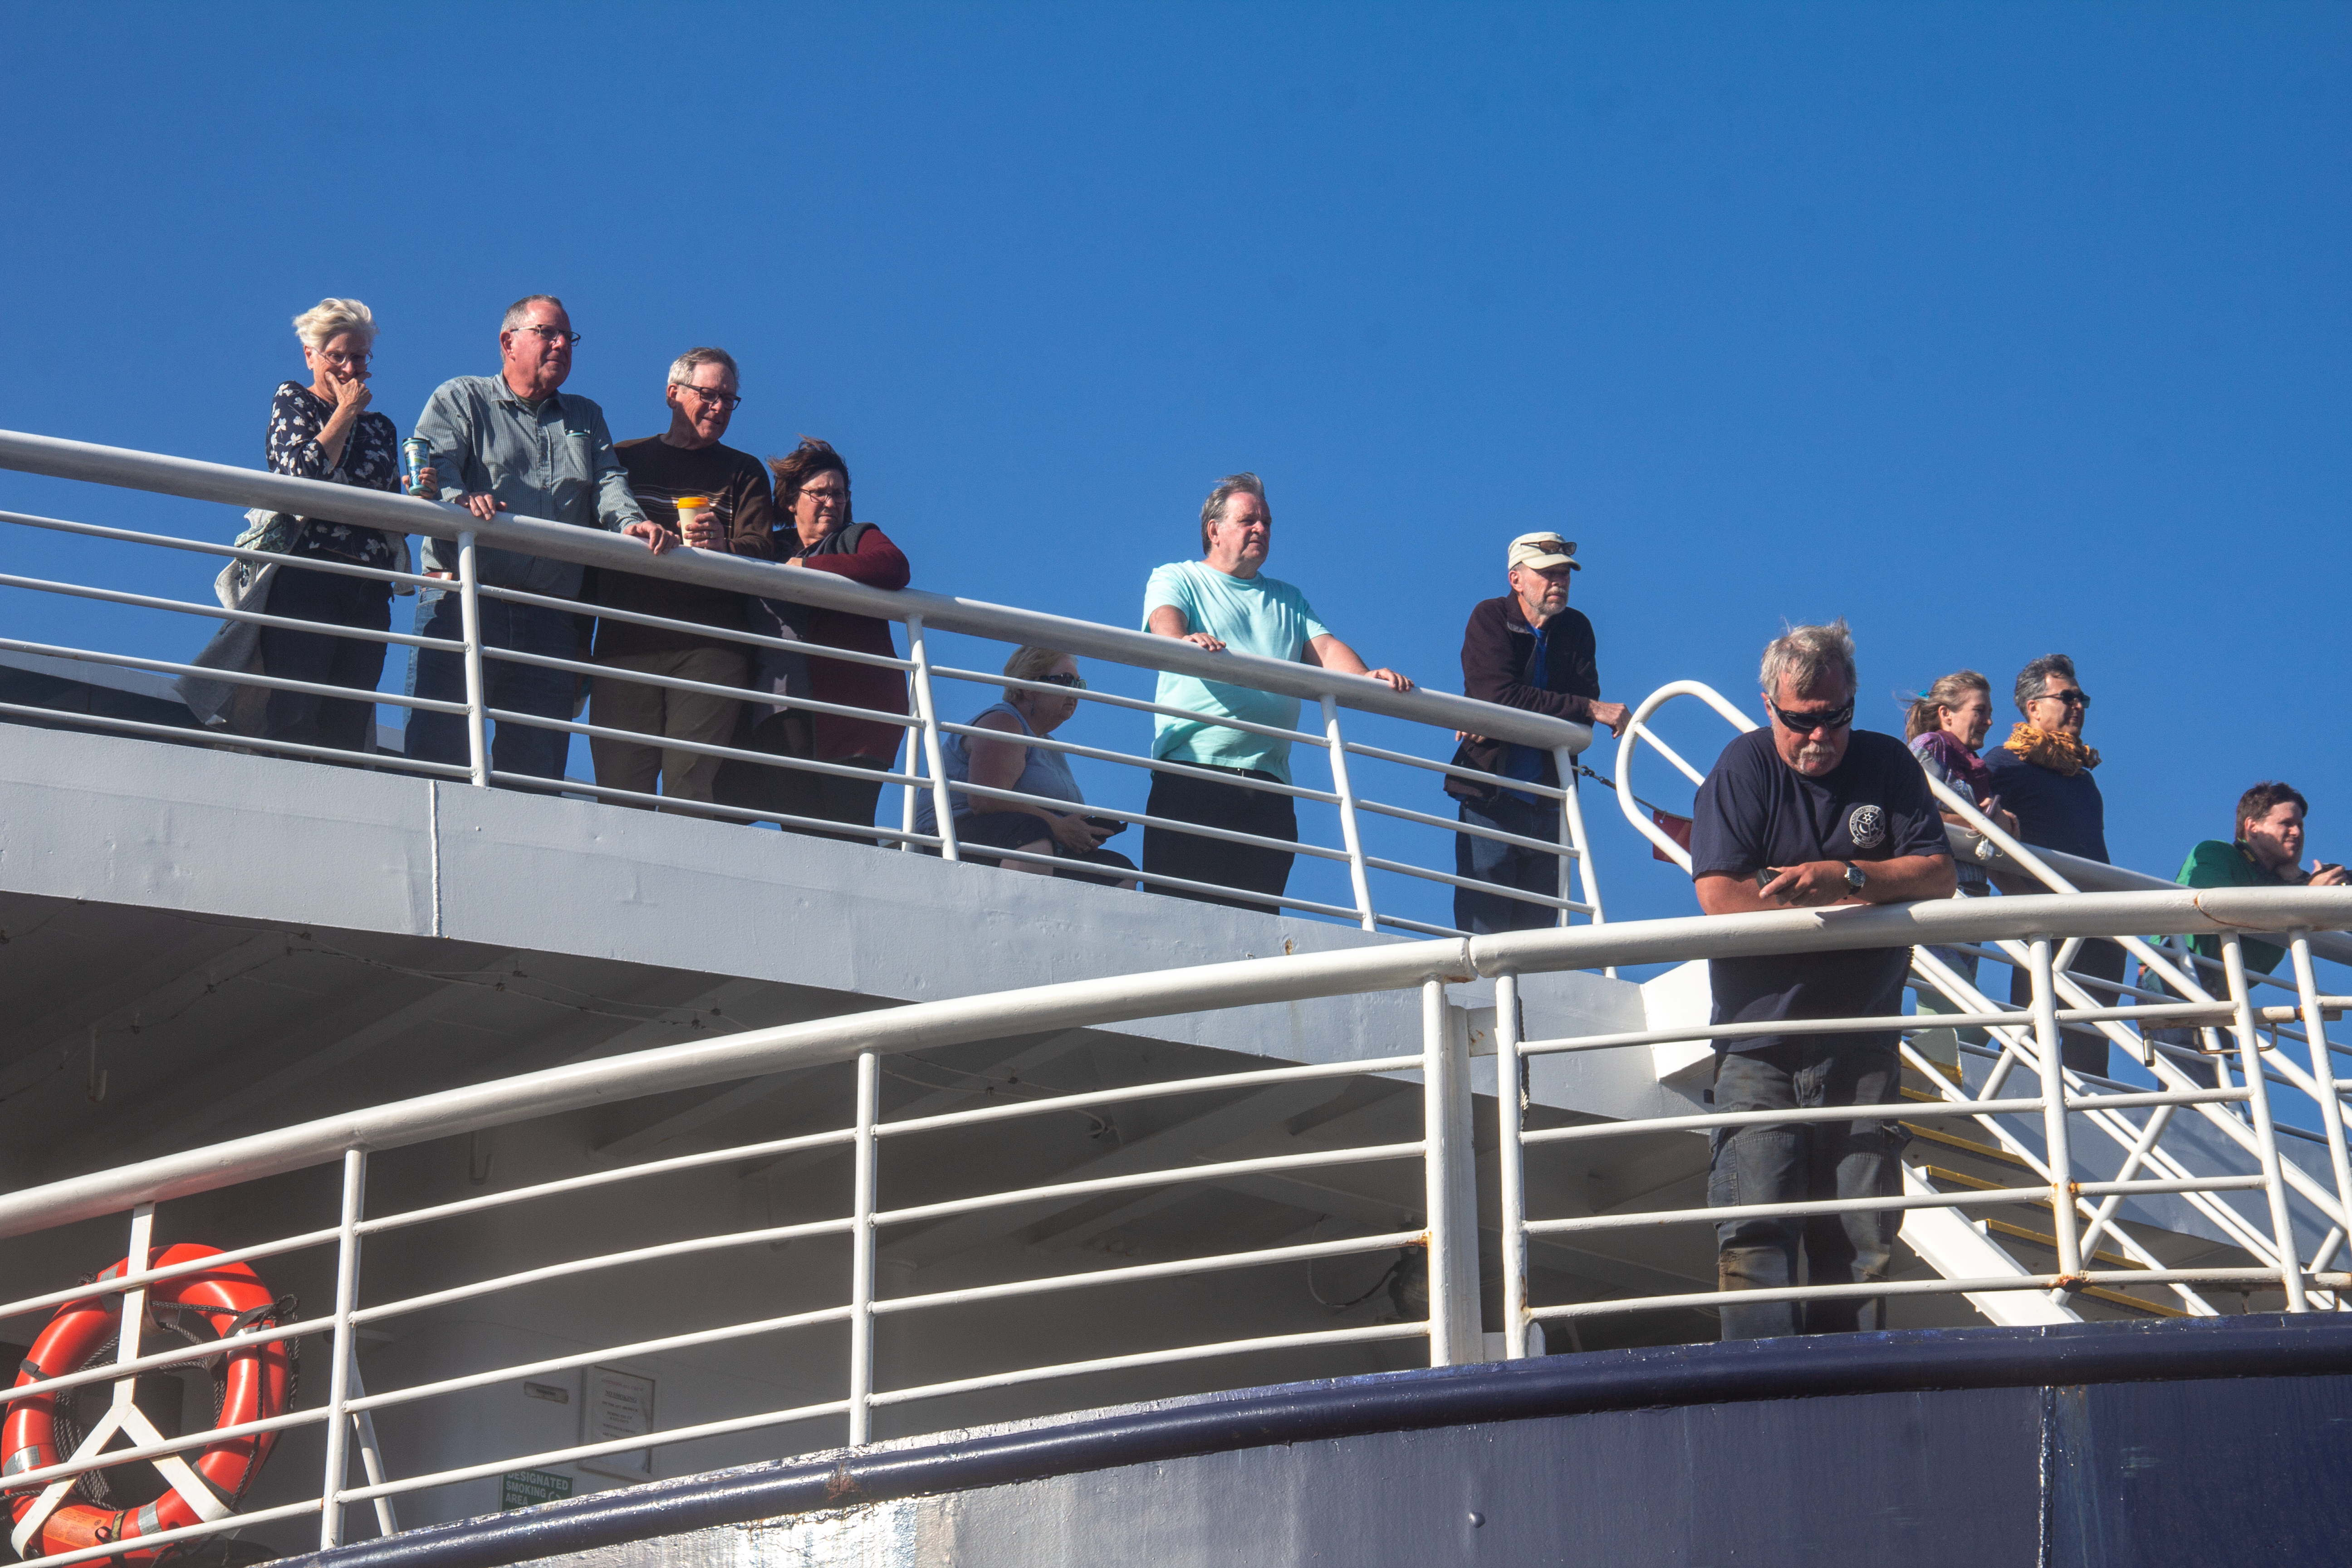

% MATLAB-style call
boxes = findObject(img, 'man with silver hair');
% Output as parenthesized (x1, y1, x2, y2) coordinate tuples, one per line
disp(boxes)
(587, 347, 775, 808)
(1687, 618, 1955, 1340)
(405, 294, 671, 783)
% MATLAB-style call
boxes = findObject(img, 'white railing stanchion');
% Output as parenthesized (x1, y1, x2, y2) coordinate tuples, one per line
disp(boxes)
(905, 615, 958, 863)
(1322, 696, 1377, 931)
(2025, 938, 2085, 1284)
(1421, 978, 1478, 1365)
(2288, 934, 2352, 1242)
(1495, 972, 1530, 1358)
(344, 1358, 399, 1537)
(318, 1148, 368, 1549)
(897, 726, 920, 853)
(1555, 746, 1603, 927)
(455, 532, 490, 788)
(2223, 934, 2311, 1310)
(848, 1050, 879, 1445)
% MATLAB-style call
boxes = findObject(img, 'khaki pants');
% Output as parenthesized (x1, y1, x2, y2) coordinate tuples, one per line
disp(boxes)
(590, 646, 747, 807)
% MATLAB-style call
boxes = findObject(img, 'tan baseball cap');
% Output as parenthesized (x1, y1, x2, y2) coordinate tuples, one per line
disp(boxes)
(1508, 532, 1580, 571)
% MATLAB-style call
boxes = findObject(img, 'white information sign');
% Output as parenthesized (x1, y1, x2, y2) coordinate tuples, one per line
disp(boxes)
(577, 1366, 657, 1481)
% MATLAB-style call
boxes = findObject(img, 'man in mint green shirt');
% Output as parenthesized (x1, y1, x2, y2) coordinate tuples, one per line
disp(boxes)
(1139, 471, 1411, 910)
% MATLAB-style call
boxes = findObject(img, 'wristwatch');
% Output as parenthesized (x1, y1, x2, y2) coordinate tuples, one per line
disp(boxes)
(1842, 861, 1867, 893)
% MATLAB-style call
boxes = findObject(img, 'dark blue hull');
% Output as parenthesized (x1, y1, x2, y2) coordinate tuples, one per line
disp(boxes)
(293, 1314, 2352, 1567)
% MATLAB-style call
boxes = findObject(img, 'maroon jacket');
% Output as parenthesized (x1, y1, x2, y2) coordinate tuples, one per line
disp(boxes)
(1446, 594, 1602, 802)
(793, 525, 911, 762)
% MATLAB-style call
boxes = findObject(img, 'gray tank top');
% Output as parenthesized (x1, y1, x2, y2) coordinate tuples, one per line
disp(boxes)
(915, 701, 1084, 833)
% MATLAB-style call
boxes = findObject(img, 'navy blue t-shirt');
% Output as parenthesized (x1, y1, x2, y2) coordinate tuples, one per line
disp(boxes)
(1982, 746, 2109, 864)
(1689, 728, 1950, 1052)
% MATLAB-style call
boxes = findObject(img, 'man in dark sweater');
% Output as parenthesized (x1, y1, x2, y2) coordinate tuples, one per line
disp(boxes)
(1444, 533, 1631, 933)
(1982, 653, 2116, 1075)
(589, 348, 775, 808)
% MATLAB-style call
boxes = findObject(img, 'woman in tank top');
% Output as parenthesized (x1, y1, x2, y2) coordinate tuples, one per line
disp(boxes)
(918, 647, 1137, 887)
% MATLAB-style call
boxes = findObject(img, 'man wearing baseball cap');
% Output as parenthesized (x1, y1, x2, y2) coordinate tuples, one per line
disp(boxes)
(1443, 531, 1632, 933)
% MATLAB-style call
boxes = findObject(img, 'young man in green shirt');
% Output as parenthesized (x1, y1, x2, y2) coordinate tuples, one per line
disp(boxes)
(2151, 781, 2346, 1079)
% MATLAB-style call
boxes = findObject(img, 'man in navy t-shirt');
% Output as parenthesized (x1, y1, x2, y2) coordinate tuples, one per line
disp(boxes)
(1688, 620, 1954, 1340)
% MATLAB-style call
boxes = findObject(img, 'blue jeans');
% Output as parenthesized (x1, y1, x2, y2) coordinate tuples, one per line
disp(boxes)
(404, 589, 583, 783)
(1453, 794, 1563, 935)
(1708, 1037, 1908, 1340)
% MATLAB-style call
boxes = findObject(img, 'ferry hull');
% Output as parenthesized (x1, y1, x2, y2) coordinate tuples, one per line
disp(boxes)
(291, 1314, 2352, 1568)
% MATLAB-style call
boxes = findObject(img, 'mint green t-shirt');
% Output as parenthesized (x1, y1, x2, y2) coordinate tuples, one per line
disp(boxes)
(1143, 560, 1331, 784)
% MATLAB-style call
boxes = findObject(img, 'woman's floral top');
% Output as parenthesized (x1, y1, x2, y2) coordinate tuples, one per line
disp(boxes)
(265, 382, 401, 567)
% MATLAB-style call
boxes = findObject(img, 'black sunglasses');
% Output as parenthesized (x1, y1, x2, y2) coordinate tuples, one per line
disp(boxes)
(2036, 688, 2091, 708)
(1036, 672, 1087, 690)
(1767, 697, 1855, 734)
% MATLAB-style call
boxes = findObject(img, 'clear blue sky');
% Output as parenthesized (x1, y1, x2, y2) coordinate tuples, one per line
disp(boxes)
(3, 2, 2346, 934)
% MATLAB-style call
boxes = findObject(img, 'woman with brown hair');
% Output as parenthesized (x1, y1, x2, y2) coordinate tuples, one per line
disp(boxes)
(716, 438, 910, 840)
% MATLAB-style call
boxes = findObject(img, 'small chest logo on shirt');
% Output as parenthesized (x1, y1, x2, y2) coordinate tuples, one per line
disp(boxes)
(1847, 804, 1886, 850)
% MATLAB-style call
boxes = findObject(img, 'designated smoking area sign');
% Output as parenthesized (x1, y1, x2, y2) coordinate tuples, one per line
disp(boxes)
(501, 1469, 574, 1511)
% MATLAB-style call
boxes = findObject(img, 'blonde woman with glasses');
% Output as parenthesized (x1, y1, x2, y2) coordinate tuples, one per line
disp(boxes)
(255, 298, 416, 755)
(916, 647, 1136, 887)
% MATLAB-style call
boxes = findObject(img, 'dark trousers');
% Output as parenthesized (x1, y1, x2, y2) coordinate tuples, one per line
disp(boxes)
(258, 566, 391, 755)
(942, 811, 1139, 885)
(405, 590, 582, 782)
(1453, 794, 1563, 935)
(1140, 766, 1296, 911)
(712, 712, 888, 844)
(1709, 1037, 1908, 1340)
(2008, 937, 2124, 1078)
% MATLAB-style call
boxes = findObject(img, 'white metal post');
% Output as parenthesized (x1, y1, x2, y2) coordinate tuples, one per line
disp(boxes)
(343, 1358, 399, 1538)
(1421, 978, 1478, 1365)
(904, 616, 958, 863)
(898, 725, 920, 853)
(847, 1050, 879, 1444)
(2222, 934, 2311, 1310)
(2288, 934, 2352, 1247)
(1494, 973, 1529, 1358)
(1554, 747, 1605, 927)
(455, 532, 490, 788)
(2026, 938, 2085, 1280)
(318, 1148, 367, 1548)
(1322, 696, 1377, 932)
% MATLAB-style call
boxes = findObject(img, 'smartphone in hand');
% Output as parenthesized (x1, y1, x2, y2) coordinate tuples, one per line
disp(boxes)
(1083, 815, 1127, 837)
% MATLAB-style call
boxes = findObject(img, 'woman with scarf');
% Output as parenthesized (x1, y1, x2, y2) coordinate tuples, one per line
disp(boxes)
(715, 438, 910, 841)
(1983, 652, 2116, 1074)
(1904, 670, 2020, 1076)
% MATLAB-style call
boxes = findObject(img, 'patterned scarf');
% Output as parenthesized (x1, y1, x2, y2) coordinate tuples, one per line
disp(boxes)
(2002, 722, 2100, 776)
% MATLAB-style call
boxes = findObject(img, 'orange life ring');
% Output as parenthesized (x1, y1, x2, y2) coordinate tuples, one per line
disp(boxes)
(2, 1244, 296, 1564)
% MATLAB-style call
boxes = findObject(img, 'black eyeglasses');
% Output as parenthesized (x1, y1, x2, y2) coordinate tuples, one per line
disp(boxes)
(515, 324, 582, 347)
(1767, 697, 1855, 734)
(674, 384, 742, 408)
(2036, 688, 2091, 708)
(1037, 672, 1088, 691)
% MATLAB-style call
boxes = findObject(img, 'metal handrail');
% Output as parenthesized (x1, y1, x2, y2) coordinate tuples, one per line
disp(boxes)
(0, 886, 2338, 1242)
(0, 428, 1590, 755)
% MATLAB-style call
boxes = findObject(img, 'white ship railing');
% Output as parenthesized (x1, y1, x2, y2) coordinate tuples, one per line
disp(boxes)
(0, 429, 1599, 940)
(0, 892, 2344, 1561)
